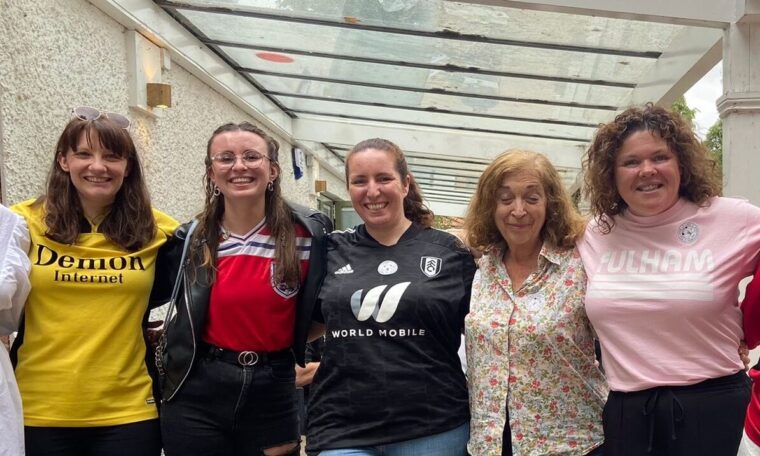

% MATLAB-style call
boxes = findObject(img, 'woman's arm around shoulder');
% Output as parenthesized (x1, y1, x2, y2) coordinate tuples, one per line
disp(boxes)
(149, 220, 191, 308)
(152, 207, 180, 239)
(0, 207, 31, 335)
(743, 260, 760, 350)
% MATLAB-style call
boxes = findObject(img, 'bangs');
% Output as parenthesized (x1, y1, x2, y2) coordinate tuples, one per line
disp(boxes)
(493, 160, 539, 188)
(66, 120, 134, 159)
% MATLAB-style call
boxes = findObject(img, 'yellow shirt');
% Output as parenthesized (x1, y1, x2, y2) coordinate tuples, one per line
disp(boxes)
(12, 199, 178, 426)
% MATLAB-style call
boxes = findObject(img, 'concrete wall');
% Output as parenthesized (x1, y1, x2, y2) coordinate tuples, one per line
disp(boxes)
(316, 161, 348, 200)
(0, 0, 347, 221)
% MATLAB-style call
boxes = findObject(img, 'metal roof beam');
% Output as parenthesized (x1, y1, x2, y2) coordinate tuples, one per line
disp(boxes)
(89, 0, 292, 137)
(426, 200, 469, 217)
(450, 0, 736, 27)
(293, 118, 586, 169)
(411, 168, 488, 181)
(291, 112, 590, 144)
(414, 174, 480, 184)
(213, 40, 636, 88)
(332, 146, 582, 172)
(274, 93, 600, 128)
(417, 180, 478, 191)
(252, 71, 617, 111)
(423, 188, 474, 200)
(628, 27, 723, 107)
(407, 158, 486, 173)
(158, 0, 661, 57)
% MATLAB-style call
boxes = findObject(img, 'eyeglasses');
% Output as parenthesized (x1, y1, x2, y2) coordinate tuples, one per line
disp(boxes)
(71, 106, 131, 130)
(210, 151, 273, 170)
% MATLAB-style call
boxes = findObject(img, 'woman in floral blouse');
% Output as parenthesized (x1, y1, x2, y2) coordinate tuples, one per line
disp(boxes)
(464, 150, 607, 455)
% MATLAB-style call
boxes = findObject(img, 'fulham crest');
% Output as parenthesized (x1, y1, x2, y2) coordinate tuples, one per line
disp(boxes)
(677, 221, 699, 244)
(420, 256, 442, 278)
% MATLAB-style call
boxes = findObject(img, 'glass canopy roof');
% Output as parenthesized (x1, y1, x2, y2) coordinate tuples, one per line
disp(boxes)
(150, 0, 720, 210)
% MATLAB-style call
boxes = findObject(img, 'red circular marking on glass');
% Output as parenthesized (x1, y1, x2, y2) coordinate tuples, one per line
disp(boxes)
(255, 52, 294, 63)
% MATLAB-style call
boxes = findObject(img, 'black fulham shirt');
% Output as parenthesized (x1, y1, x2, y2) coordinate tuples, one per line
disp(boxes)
(307, 223, 476, 452)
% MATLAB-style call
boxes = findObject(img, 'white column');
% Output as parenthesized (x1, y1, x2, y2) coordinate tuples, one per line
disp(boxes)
(718, 6, 760, 203)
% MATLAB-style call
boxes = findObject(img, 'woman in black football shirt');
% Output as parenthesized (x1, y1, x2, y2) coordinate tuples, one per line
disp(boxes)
(307, 138, 475, 456)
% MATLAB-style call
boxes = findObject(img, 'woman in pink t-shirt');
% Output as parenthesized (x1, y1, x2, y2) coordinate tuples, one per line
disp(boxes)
(580, 103, 760, 455)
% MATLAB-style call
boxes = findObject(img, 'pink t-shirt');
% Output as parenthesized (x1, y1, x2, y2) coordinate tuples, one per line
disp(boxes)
(578, 197, 760, 392)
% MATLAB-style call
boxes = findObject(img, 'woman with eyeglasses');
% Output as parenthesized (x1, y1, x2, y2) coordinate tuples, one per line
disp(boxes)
(10, 107, 177, 455)
(156, 122, 331, 456)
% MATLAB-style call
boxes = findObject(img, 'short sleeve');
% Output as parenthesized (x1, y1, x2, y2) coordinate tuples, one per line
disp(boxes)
(152, 208, 180, 238)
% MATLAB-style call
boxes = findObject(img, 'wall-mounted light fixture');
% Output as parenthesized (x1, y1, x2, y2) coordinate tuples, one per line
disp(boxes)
(126, 31, 172, 114)
(147, 82, 172, 108)
(315, 180, 327, 193)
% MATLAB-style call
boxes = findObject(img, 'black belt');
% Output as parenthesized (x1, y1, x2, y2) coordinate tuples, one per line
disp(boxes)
(203, 344, 293, 367)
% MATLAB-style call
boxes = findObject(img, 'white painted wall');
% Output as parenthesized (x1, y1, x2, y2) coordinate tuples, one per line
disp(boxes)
(0, 0, 348, 221)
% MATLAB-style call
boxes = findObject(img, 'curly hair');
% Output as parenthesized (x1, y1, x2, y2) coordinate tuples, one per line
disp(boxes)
(189, 122, 300, 288)
(40, 116, 155, 251)
(345, 138, 434, 228)
(464, 149, 585, 252)
(583, 103, 721, 233)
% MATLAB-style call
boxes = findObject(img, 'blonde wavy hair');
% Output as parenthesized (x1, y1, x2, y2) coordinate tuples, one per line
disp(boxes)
(464, 149, 585, 252)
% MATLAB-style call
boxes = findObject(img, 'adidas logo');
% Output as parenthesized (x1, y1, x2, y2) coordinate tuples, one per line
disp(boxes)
(335, 264, 354, 275)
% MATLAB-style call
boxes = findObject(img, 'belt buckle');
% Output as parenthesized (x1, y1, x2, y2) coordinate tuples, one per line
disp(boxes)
(237, 351, 259, 366)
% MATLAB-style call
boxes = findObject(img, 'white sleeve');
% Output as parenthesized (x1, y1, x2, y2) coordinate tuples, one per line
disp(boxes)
(0, 212, 31, 336)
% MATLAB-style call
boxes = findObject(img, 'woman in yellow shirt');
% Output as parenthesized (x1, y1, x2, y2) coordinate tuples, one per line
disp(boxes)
(11, 107, 177, 456)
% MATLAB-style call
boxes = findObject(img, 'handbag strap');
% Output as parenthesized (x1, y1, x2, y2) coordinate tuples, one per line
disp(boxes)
(162, 219, 199, 332)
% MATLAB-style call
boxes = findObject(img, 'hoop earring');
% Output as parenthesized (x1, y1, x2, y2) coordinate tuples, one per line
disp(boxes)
(267, 181, 274, 192)
(213, 185, 221, 197)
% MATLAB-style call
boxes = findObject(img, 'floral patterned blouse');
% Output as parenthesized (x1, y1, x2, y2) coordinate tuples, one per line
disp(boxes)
(465, 244, 607, 455)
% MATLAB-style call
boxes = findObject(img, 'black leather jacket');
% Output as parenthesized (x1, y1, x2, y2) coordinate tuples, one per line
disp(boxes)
(154, 204, 331, 402)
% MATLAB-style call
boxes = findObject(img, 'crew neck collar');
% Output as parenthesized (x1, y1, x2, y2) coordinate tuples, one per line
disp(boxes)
(620, 197, 690, 227)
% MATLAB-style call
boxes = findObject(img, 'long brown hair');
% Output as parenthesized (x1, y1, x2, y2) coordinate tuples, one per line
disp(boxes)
(189, 122, 300, 287)
(345, 138, 434, 228)
(40, 116, 154, 251)
(584, 103, 721, 233)
(464, 149, 585, 252)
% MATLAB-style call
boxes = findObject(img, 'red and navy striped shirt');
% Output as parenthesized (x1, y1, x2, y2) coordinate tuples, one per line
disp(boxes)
(203, 219, 311, 352)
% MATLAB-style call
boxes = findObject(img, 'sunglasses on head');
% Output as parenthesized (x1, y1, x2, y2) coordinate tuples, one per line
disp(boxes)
(71, 106, 131, 130)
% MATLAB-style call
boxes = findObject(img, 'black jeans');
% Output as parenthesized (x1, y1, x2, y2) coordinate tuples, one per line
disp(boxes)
(161, 352, 300, 456)
(603, 371, 750, 456)
(25, 418, 161, 456)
